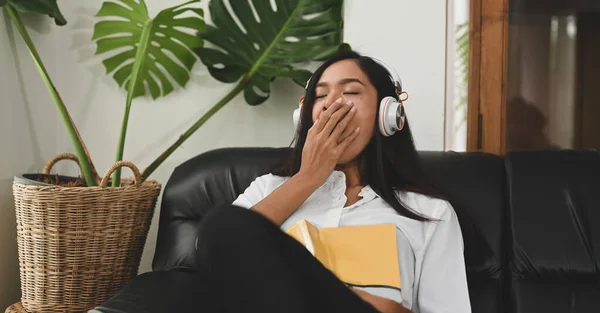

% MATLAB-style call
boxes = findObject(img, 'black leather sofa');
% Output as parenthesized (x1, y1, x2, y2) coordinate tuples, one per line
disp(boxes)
(91, 147, 600, 313)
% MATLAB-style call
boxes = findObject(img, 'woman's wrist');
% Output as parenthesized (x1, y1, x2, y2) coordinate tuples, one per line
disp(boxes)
(292, 170, 324, 191)
(251, 171, 321, 226)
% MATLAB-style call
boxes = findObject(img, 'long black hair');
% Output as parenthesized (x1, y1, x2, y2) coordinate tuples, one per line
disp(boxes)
(272, 50, 445, 221)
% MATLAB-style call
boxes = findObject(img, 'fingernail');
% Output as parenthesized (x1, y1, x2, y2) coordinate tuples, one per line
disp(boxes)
(350, 107, 356, 112)
(335, 98, 343, 103)
(356, 127, 360, 133)
(346, 101, 353, 106)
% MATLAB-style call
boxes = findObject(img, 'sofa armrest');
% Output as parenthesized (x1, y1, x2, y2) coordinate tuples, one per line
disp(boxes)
(88, 270, 212, 313)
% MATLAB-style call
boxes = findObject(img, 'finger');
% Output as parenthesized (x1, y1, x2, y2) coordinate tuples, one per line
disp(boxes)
(337, 122, 358, 144)
(321, 101, 353, 136)
(338, 127, 361, 150)
(338, 126, 355, 143)
(330, 102, 356, 141)
(312, 97, 344, 133)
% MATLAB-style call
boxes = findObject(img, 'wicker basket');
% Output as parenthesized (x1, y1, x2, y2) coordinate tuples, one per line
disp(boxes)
(5, 302, 26, 313)
(12, 154, 161, 313)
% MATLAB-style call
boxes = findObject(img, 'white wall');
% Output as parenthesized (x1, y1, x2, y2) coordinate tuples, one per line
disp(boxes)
(0, 11, 61, 309)
(0, 0, 446, 307)
(344, 0, 448, 150)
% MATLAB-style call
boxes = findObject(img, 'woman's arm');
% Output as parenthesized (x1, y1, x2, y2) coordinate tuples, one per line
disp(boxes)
(250, 172, 320, 225)
(351, 288, 412, 313)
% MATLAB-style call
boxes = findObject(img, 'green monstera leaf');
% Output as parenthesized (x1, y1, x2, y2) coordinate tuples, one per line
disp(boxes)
(92, 0, 204, 99)
(2, 0, 67, 25)
(92, 0, 204, 186)
(197, 0, 346, 105)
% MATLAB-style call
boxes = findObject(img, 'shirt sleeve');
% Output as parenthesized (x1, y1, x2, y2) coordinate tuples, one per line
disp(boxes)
(416, 201, 472, 313)
(231, 174, 270, 209)
(351, 286, 402, 305)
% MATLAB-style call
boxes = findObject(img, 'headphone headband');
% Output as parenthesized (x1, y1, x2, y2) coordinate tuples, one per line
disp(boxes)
(370, 57, 403, 94)
(304, 57, 403, 95)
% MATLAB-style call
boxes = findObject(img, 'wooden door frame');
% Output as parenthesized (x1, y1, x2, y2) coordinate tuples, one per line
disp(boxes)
(467, 0, 509, 154)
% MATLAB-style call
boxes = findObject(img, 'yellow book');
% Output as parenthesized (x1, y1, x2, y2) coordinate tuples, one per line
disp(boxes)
(286, 219, 401, 290)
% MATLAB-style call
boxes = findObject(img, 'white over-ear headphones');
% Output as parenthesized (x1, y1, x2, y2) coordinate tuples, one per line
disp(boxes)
(293, 57, 407, 137)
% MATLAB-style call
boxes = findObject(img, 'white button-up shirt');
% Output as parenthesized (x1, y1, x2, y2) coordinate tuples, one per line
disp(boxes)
(232, 170, 472, 313)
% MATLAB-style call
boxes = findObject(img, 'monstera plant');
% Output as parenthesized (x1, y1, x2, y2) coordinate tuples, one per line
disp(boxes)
(1, 0, 66, 25)
(4, 0, 346, 186)
(140, 0, 348, 180)
(92, 0, 204, 186)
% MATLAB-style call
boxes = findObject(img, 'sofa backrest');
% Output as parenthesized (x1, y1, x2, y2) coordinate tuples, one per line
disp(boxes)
(151, 147, 600, 313)
(152, 148, 290, 271)
(420, 151, 506, 313)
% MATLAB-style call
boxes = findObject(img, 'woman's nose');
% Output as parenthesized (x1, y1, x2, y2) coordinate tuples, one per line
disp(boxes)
(324, 93, 343, 110)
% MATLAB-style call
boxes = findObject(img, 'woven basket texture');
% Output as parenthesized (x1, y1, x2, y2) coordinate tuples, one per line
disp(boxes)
(12, 154, 161, 313)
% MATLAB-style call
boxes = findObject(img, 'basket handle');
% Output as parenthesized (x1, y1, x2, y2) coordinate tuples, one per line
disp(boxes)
(100, 161, 142, 187)
(43, 153, 84, 175)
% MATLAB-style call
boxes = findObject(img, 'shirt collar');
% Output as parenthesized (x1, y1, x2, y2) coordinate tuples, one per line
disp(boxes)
(322, 170, 346, 194)
(359, 185, 378, 201)
(321, 170, 379, 201)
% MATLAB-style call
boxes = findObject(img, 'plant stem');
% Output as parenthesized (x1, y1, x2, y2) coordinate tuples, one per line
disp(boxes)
(112, 19, 153, 187)
(112, 104, 132, 187)
(141, 78, 248, 181)
(6, 5, 98, 186)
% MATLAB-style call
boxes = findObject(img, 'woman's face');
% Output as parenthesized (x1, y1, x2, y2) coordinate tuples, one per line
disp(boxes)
(312, 59, 379, 165)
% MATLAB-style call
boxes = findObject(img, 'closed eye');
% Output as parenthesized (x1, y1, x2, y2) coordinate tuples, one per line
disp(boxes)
(315, 92, 358, 99)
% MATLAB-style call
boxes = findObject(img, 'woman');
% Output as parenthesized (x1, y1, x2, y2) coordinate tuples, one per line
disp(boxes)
(196, 50, 472, 313)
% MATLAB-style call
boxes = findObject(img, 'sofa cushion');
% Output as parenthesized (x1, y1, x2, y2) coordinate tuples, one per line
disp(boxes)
(505, 150, 600, 313)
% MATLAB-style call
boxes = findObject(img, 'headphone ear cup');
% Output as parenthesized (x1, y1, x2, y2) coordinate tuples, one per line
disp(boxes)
(293, 97, 305, 130)
(378, 96, 406, 136)
(293, 107, 301, 129)
(397, 103, 406, 131)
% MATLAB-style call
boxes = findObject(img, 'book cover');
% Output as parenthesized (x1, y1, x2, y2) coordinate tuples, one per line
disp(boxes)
(286, 219, 401, 289)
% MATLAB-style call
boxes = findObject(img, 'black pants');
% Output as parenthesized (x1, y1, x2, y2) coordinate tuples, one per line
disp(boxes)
(194, 205, 380, 313)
